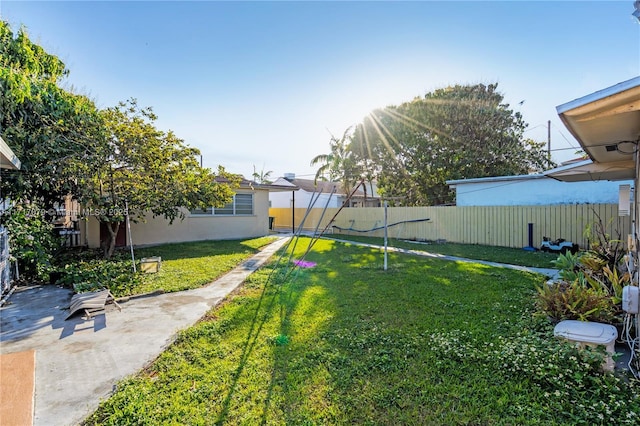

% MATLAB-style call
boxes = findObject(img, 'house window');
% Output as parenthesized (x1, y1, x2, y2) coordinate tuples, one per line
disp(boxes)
(191, 194, 253, 216)
(230, 193, 253, 215)
(191, 207, 213, 215)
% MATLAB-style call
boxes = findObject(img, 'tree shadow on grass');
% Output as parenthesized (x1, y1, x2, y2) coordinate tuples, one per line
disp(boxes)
(214, 253, 296, 424)
(203, 237, 545, 424)
(216, 237, 340, 425)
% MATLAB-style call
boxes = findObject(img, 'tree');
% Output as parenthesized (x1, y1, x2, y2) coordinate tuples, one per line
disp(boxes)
(310, 127, 364, 196)
(252, 164, 273, 184)
(0, 21, 103, 207)
(0, 22, 239, 259)
(76, 99, 239, 258)
(350, 83, 553, 206)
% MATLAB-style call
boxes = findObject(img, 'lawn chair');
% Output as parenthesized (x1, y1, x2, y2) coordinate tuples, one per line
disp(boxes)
(65, 289, 122, 320)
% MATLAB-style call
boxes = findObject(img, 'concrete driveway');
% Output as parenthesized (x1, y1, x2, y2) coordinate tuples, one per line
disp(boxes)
(0, 237, 289, 426)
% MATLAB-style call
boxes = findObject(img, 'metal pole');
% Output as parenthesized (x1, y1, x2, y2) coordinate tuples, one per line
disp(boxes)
(125, 200, 136, 273)
(384, 200, 388, 271)
(547, 120, 551, 161)
(634, 147, 639, 284)
(292, 191, 295, 234)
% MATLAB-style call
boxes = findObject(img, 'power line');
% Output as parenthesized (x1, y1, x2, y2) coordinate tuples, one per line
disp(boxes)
(549, 121, 581, 151)
(523, 123, 548, 133)
(550, 147, 584, 152)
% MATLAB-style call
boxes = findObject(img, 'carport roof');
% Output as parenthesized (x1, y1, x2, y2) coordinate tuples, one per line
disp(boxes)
(556, 76, 640, 165)
(544, 158, 635, 182)
(0, 136, 20, 170)
(548, 77, 640, 183)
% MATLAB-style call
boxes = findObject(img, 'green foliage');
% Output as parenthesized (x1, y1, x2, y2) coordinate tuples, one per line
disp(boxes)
(583, 211, 626, 274)
(251, 164, 273, 184)
(0, 20, 103, 207)
(268, 334, 290, 346)
(552, 251, 584, 282)
(79, 99, 239, 258)
(538, 214, 632, 323)
(580, 213, 630, 304)
(349, 83, 553, 206)
(431, 323, 640, 423)
(85, 238, 639, 425)
(1, 202, 59, 281)
(0, 22, 239, 259)
(53, 249, 140, 295)
(535, 280, 617, 323)
(52, 237, 276, 297)
(310, 127, 365, 196)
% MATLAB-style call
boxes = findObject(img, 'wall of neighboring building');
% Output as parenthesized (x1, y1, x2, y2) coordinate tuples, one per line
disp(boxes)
(452, 176, 632, 206)
(269, 189, 342, 209)
(84, 190, 271, 248)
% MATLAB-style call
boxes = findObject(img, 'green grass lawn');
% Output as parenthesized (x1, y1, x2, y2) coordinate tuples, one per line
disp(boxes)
(85, 237, 639, 425)
(325, 234, 558, 268)
(131, 236, 276, 294)
(54, 237, 278, 297)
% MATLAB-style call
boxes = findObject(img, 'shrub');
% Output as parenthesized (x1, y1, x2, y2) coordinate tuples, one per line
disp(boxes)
(54, 251, 140, 296)
(537, 214, 632, 324)
(552, 251, 584, 283)
(1, 202, 60, 282)
(535, 280, 617, 323)
(584, 211, 627, 274)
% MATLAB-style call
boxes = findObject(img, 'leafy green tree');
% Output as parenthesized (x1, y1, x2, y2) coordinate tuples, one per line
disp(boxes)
(310, 127, 364, 196)
(0, 21, 103, 207)
(1, 201, 60, 281)
(0, 22, 239, 259)
(77, 99, 239, 258)
(350, 83, 553, 206)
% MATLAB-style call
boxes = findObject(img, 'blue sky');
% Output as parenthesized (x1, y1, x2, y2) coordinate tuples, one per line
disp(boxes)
(1, 1, 638, 180)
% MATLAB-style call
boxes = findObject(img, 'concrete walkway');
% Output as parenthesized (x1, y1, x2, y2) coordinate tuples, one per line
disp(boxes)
(0, 235, 556, 426)
(327, 237, 559, 279)
(0, 237, 290, 426)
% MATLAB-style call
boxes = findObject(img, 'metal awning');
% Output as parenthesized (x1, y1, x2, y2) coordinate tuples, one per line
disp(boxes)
(545, 159, 636, 182)
(0, 136, 20, 170)
(556, 76, 640, 167)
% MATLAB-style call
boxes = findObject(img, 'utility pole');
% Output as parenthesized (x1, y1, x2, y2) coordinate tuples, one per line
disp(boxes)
(291, 191, 295, 234)
(547, 120, 551, 161)
(384, 200, 388, 271)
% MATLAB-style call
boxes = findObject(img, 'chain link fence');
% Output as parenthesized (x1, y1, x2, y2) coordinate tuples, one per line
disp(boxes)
(0, 226, 12, 295)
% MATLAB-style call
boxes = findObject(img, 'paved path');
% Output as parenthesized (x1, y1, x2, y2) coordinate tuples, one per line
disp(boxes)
(0, 237, 290, 426)
(326, 237, 559, 279)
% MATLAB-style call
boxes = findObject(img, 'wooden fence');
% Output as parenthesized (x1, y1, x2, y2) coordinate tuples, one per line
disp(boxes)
(269, 204, 631, 250)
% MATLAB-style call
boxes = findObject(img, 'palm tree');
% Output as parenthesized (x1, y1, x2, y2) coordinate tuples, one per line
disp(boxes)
(310, 127, 361, 192)
(252, 164, 273, 184)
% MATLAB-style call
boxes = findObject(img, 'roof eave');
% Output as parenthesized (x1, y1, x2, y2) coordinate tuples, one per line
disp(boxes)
(556, 76, 640, 164)
(0, 136, 21, 170)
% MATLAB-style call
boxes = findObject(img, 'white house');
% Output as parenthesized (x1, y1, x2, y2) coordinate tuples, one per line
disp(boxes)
(270, 174, 380, 209)
(447, 164, 633, 207)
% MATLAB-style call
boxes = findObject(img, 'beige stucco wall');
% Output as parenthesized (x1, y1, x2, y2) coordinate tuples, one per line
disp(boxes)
(85, 190, 271, 248)
(84, 215, 101, 248)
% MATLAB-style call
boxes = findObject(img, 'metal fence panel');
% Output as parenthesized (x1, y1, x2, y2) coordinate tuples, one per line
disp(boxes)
(269, 204, 630, 250)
